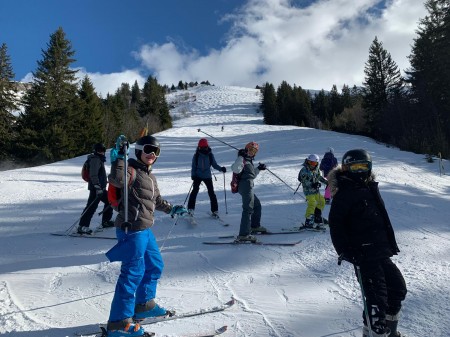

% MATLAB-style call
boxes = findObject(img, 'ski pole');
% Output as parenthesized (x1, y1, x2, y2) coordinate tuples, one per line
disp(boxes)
(356, 265, 374, 337)
(223, 172, 228, 214)
(197, 129, 239, 150)
(293, 182, 301, 195)
(64, 195, 100, 234)
(337, 256, 373, 337)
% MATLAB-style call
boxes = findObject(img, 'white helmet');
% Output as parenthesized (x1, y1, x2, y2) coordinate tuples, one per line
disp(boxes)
(307, 154, 320, 163)
(327, 147, 334, 154)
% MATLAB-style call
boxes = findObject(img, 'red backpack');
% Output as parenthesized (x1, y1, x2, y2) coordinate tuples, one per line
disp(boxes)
(230, 158, 245, 194)
(81, 159, 90, 182)
(107, 167, 136, 211)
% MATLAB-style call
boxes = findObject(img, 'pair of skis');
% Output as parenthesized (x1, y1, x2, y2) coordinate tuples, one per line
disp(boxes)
(75, 298, 235, 336)
(185, 212, 230, 227)
(202, 224, 326, 246)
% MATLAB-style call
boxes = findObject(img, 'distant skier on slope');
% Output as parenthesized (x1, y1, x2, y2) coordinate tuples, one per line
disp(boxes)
(187, 138, 226, 218)
(328, 149, 407, 337)
(297, 154, 328, 228)
(105, 135, 188, 337)
(78, 143, 114, 234)
(319, 147, 338, 204)
(231, 141, 267, 242)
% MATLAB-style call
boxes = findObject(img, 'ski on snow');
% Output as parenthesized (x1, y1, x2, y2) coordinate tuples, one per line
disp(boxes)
(81, 325, 228, 337)
(217, 226, 326, 239)
(203, 239, 302, 246)
(51, 232, 116, 240)
(75, 299, 235, 336)
(206, 212, 230, 226)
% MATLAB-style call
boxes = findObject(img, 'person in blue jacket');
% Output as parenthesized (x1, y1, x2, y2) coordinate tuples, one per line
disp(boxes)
(187, 138, 226, 218)
(319, 147, 338, 204)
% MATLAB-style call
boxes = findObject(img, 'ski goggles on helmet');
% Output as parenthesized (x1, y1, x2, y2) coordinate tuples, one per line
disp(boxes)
(135, 144, 161, 157)
(347, 161, 371, 172)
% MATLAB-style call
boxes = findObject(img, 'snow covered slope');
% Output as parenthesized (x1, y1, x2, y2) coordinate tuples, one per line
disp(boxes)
(0, 85, 449, 336)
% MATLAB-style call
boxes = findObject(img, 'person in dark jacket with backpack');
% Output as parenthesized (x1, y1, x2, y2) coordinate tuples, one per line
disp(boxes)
(105, 134, 188, 337)
(78, 143, 114, 234)
(328, 149, 407, 337)
(231, 141, 267, 242)
(319, 147, 338, 204)
(187, 138, 226, 218)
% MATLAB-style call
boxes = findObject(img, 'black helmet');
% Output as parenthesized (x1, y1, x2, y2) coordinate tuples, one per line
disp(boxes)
(342, 149, 372, 182)
(93, 143, 106, 153)
(135, 135, 161, 160)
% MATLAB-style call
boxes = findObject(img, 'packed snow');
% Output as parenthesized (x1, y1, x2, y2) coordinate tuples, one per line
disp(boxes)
(0, 85, 449, 337)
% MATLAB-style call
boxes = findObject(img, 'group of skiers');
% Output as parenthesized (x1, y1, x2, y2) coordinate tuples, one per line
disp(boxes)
(78, 135, 406, 337)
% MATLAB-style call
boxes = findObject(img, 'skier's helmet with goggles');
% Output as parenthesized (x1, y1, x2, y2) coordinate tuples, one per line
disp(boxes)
(245, 142, 259, 157)
(306, 154, 320, 169)
(135, 135, 161, 160)
(342, 149, 372, 182)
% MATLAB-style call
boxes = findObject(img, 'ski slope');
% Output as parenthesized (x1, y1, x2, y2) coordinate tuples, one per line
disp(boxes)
(0, 85, 449, 337)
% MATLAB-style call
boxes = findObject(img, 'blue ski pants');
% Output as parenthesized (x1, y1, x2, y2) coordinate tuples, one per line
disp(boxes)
(108, 228, 164, 322)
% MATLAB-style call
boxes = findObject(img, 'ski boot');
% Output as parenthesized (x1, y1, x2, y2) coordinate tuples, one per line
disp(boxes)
(77, 226, 93, 235)
(235, 235, 257, 243)
(134, 300, 168, 321)
(106, 320, 144, 337)
(211, 211, 219, 219)
(101, 220, 115, 228)
(251, 226, 267, 234)
(188, 209, 195, 217)
(303, 216, 316, 228)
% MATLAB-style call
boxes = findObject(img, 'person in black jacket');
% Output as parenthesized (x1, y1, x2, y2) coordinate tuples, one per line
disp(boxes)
(78, 143, 114, 234)
(328, 149, 407, 337)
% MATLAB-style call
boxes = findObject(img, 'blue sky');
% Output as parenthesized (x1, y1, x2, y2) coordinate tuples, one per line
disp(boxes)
(2, 0, 426, 96)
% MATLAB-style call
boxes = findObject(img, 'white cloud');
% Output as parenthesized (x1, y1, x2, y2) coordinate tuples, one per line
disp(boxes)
(133, 0, 426, 90)
(76, 68, 146, 98)
(20, 69, 146, 98)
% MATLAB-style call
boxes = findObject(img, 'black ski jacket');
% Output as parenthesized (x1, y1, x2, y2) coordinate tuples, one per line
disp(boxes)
(328, 167, 400, 262)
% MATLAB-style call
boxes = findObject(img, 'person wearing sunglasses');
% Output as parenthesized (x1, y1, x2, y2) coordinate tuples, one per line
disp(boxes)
(231, 141, 268, 242)
(297, 153, 329, 229)
(105, 134, 188, 337)
(78, 142, 114, 234)
(328, 149, 407, 337)
(187, 138, 227, 218)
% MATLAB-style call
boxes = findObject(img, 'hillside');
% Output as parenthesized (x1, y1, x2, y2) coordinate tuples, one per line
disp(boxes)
(0, 85, 449, 337)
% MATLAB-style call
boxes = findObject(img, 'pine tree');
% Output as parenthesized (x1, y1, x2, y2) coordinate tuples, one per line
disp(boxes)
(261, 82, 277, 125)
(138, 76, 172, 133)
(77, 75, 104, 153)
(16, 27, 80, 163)
(0, 43, 18, 159)
(362, 36, 403, 137)
(406, 0, 450, 156)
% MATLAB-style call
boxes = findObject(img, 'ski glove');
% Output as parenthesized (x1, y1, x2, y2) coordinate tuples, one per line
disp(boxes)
(94, 184, 103, 197)
(115, 135, 129, 156)
(338, 250, 363, 266)
(312, 182, 321, 189)
(257, 163, 267, 170)
(169, 205, 188, 218)
(221, 167, 227, 173)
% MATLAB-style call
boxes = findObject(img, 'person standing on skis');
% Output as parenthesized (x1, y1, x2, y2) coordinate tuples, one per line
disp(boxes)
(187, 138, 226, 218)
(231, 141, 267, 242)
(298, 154, 328, 229)
(328, 149, 407, 337)
(319, 147, 338, 204)
(78, 143, 114, 234)
(105, 134, 188, 337)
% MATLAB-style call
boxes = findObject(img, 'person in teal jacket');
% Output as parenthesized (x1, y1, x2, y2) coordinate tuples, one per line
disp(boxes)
(298, 154, 328, 228)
